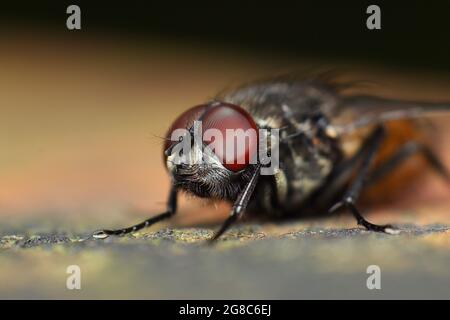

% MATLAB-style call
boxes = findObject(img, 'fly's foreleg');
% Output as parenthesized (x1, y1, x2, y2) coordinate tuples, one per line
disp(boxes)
(329, 125, 400, 234)
(209, 165, 261, 243)
(92, 186, 178, 239)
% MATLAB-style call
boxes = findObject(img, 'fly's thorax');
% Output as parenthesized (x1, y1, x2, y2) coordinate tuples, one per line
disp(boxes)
(249, 110, 339, 213)
(278, 142, 335, 209)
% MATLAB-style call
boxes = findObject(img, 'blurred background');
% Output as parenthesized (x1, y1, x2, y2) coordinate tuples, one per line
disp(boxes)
(2, 1, 450, 222)
(1, 1, 450, 299)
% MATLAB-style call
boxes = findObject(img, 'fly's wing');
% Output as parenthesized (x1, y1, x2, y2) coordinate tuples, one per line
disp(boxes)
(333, 95, 450, 134)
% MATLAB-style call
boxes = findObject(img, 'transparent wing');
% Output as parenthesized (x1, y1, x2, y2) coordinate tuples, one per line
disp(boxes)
(333, 95, 450, 134)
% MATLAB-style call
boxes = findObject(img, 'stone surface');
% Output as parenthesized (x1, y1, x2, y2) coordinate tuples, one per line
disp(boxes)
(1, 217, 449, 299)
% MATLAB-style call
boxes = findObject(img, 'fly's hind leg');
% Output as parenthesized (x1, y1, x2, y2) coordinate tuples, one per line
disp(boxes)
(329, 125, 400, 234)
(330, 138, 449, 234)
(367, 141, 450, 185)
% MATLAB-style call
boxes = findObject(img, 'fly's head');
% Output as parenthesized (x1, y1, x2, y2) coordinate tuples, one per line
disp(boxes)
(164, 101, 259, 200)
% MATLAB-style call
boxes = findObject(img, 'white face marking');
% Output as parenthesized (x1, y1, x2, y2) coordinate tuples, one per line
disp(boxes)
(166, 140, 225, 173)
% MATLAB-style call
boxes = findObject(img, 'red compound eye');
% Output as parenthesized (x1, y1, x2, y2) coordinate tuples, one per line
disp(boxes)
(201, 102, 258, 172)
(164, 104, 207, 151)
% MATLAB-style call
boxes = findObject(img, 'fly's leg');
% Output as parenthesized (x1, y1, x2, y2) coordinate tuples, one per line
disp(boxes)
(314, 134, 373, 207)
(367, 141, 450, 185)
(326, 141, 450, 201)
(209, 165, 261, 243)
(329, 125, 400, 234)
(92, 186, 178, 239)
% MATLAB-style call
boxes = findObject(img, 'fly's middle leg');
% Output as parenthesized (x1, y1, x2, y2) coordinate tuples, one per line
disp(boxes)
(329, 125, 400, 234)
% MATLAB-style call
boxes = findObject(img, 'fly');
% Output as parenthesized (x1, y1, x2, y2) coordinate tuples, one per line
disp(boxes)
(93, 74, 450, 241)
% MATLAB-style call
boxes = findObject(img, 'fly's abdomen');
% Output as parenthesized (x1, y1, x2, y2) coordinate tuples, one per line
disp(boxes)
(357, 120, 434, 205)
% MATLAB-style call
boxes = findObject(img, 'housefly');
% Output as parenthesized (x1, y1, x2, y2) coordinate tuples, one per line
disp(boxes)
(93, 74, 450, 241)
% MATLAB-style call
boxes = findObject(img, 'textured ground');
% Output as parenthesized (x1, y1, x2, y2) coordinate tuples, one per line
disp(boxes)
(1, 213, 449, 299)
